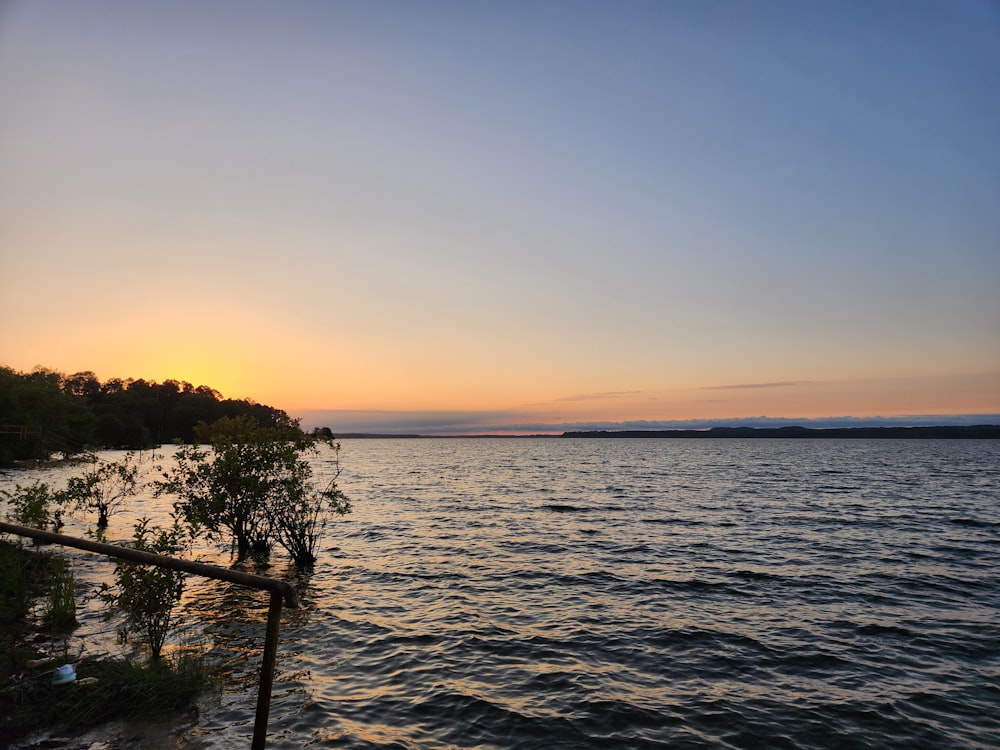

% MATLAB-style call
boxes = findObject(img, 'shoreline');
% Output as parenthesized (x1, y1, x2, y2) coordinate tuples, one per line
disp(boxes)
(562, 425, 1000, 439)
(334, 425, 1000, 439)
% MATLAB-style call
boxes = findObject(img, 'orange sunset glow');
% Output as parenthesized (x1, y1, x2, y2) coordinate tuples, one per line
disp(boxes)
(1, 2, 998, 435)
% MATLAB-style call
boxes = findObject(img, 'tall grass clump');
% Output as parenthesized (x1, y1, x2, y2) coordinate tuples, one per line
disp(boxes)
(46, 555, 77, 630)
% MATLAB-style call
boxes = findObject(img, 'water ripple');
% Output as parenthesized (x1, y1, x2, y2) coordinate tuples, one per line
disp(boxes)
(3, 439, 998, 748)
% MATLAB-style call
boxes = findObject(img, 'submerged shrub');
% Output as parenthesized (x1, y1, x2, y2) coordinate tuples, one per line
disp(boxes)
(160, 440, 277, 560)
(100, 517, 186, 660)
(158, 416, 351, 566)
(269, 445, 351, 567)
(2, 481, 59, 531)
(61, 452, 140, 529)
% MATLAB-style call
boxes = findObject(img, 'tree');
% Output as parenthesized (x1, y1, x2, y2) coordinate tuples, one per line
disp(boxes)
(63, 371, 101, 400)
(61, 453, 141, 528)
(0, 366, 95, 464)
(157, 416, 350, 565)
(0, 364, 304, 461)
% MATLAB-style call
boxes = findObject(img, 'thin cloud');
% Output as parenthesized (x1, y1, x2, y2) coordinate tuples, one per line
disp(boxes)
(701, 381, 812, 390)
(553, 391, 647, 403)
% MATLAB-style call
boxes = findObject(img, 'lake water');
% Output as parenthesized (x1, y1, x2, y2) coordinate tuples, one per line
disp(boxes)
(3, 438, 999, 748)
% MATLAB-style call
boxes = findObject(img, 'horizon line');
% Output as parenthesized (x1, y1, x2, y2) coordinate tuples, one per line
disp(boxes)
(292, 411, 1000, 437)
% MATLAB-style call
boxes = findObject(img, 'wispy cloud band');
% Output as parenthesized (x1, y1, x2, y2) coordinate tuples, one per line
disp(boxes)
(700, 381, 812, 390)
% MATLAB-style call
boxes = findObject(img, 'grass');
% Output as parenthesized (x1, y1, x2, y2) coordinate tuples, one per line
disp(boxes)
(0, 539, 46, 627)
(45, 554, 78, 630)
(0, 539, 209, 747)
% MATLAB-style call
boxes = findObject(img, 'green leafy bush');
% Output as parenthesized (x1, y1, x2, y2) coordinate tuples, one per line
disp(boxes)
(100, 518, 186, 660)
(61, 453, 140, 528)
(158, 416, 350, 566)
(2, 481, 59, 530)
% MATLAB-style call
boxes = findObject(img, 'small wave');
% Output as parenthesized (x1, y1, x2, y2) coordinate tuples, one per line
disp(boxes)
(950, 517, 1000, 528)
(541, 503, 589, 513)
(728, 569, 783, 582)
(650, 576, 732, 594)
(641, 517, 705, 526)
(855, 623, 914, 638)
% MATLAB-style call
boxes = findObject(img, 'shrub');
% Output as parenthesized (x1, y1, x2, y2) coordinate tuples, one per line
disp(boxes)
(160, 441, 278, 560)
(158, 416, 350, 566)
(61, 453, 140, 529)
(99, 518, 186, 660)
(269, 445, 351, 567)
(2, 481, 59, 530)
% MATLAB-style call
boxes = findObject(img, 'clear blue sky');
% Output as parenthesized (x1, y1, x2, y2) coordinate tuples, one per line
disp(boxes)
(1, 1, 998, 433)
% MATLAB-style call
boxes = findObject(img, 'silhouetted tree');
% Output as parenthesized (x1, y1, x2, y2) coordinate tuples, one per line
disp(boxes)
(157, 416, 350, 566)
(0, 364, 299, 466)
(60, 452, 141, 529)
(0, 366, 95, 463)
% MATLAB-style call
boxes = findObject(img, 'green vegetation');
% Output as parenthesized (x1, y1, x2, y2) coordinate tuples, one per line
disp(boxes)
(0, 367, 95, 464)
(0, 514, 77, 638)
(0, 400, 350, 742)
(0, 651, 206, 747)
(158, 415, 351, 566)
(99, 518, 187, 660)
(61, 452, 142, 529)
(0, 540, 206, 746)
(2, 480, 59, 530)
(0, 539, 46, 628)
(46, 554, 77, 631)
(0, 364, 297, 466)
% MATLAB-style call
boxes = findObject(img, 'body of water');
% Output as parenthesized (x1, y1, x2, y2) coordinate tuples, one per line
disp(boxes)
(3, 438, 999, 748)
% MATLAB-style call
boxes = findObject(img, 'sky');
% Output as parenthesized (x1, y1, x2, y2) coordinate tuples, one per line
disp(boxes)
(1, 1, 998, 434)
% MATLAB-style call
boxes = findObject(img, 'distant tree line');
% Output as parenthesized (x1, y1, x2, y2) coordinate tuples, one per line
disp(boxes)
(563, 425, 1000, 439)
(0, 365, 299, 466)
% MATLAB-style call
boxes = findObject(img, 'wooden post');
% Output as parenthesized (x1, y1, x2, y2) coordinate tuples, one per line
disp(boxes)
(253, 590, 285, 750)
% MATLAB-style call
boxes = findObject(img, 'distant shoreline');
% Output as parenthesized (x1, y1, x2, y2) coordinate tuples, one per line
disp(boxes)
(336, 425, 1000, 439)
(562, 425, 1000, 439)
